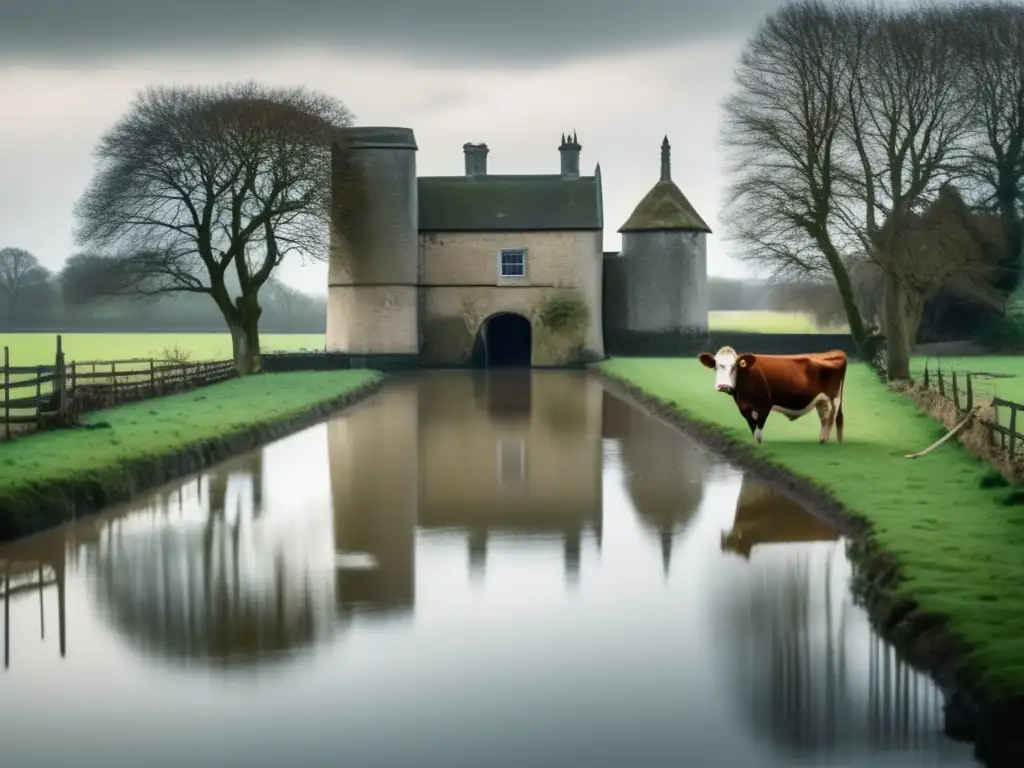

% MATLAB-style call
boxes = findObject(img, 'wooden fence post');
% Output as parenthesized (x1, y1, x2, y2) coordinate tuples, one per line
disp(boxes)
(952, 371, 960, 411)
(966, 373, 974, 412)
(58, 352, 67, 419)
(35, 366, 43, 428)
(150, 360, 156, 397)
(938, 369, 945, 397)
(923, 363, 930, 390)
(3, 346, 9, 442)
(1009, 406, 1018, 456)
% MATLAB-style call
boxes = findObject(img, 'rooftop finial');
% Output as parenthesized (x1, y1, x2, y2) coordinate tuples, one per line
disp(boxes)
(660, 136, 671, 182)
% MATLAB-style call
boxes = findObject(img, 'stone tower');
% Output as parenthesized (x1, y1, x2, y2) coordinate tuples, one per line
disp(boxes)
(326, 126, 420, 360)
(612, 136, 712, 343)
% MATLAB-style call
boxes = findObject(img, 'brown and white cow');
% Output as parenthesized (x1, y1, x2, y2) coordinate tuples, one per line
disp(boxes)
(698, 346, 848, 444)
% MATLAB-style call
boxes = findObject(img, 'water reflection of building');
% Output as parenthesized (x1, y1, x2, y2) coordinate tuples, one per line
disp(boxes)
(417, 371, 604, 584)
(714, 477, 956, 759)
(0, 533, 67, 670)
(83, 450, 341, 669)
(602, 390, 709, 575)
(720, 475, 839, 559)
(328, 380, 417, 617)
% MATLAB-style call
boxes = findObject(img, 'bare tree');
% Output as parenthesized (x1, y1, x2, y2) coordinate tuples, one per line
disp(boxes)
(0, 247, 52, 320)
(841, 4, 979, 378)
(957, 1, 1024, 295)
(721, 0, 880, 358)
(74, 82, 356, 374)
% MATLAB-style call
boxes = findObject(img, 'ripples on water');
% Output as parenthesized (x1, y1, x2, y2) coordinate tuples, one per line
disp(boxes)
(0, 371, 979, 767)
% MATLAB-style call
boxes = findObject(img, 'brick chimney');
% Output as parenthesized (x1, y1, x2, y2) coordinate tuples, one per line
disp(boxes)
(559, 131, 581, 178)
(463, 142, 489, 177)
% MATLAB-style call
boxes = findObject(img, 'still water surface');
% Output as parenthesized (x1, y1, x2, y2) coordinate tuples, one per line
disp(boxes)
(0, 371, 978, 767)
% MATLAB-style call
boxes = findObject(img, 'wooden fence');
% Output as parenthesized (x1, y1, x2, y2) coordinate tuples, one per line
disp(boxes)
(2, 336, 235, 441)
(920, 362, 1024, 458)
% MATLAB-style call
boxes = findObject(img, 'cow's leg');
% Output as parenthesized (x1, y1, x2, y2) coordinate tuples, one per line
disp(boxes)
(747, 407, 770, 444)
(834, 377, 845, 443)
(815, 397, 834, 443)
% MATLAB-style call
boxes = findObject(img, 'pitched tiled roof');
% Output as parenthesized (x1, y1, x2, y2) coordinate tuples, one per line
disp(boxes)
(418, 175, 602, 232)
(618, 180, 712, 233)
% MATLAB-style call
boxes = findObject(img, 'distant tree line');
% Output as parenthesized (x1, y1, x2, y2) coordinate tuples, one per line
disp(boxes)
(722, 0, 1024, 377)
(0, 247, 326, 334)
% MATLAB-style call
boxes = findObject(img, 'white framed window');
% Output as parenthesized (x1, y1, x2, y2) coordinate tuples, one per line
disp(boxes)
(498, 248, 527, 279)
(497, 438, 526, 488)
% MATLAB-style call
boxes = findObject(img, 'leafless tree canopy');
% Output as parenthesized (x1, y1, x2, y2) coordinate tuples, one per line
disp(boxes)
(722, 0, 1024, 378)
(958, 0, 1024, 292)
(74, 81, 356, 373)
(0, 247, 51, 318)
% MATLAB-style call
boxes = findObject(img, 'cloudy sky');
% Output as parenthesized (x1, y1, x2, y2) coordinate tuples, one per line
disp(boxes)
(2, 0, 827, 295)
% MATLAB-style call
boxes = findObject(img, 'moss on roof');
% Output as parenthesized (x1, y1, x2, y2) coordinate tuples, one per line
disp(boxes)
(418, 175, 601, 232)
(618, 180, 711, 234)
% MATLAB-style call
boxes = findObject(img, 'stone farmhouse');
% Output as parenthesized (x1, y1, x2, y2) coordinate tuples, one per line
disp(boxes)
(326, 127, 711, 367)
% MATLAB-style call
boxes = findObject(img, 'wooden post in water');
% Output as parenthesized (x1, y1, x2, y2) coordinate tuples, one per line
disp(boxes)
(3, 346, 9, 442)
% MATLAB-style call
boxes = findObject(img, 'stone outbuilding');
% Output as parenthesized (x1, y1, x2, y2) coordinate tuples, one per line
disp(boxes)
(326, 128, 710, 367)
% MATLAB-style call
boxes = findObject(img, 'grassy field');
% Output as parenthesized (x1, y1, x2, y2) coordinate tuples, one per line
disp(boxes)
(911, 355, 1024, 403)
(598, 357, 1024, 693)
(708, 310, 849, 334)
(0, 313, 843, 367)
(0, 370, 379, 511)
(1, 332, 325, 367)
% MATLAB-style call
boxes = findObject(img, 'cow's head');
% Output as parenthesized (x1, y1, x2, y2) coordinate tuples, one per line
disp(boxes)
(698, 347, 757, 395)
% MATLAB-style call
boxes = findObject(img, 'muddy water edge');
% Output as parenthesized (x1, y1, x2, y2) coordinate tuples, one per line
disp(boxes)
(0, 370, 980, 768)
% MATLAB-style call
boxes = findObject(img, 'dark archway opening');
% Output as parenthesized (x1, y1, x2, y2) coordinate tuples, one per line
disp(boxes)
(470, 313, 532, 368)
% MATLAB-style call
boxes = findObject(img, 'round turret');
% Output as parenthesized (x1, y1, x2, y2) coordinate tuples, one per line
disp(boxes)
(326, 126, 420, 358)
(611, 137, 712, 345)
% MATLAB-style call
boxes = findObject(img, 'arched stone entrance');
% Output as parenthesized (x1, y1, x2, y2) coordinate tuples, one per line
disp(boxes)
(470, 313, 532, 368)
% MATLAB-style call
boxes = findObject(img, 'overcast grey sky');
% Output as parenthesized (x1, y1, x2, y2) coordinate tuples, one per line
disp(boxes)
(0, 0, 828, 295)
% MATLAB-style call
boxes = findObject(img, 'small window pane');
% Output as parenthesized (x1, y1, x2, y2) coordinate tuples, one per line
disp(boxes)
(500, 250, 525, 278)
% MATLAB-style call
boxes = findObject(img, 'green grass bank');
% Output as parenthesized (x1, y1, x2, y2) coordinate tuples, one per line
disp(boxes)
(596, 357, 1024, 757)
(0, 369, 382, 541)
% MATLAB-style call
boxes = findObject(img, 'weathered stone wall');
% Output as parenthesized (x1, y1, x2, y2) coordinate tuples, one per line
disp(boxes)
(614, 230, 708, 335)
(326, 127, 420, 355)
(421, 230, 604, 365)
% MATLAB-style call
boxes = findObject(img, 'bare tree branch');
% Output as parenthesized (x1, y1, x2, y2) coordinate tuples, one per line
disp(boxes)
(721, 0, 879, 355)
(73, 81, 357, 373)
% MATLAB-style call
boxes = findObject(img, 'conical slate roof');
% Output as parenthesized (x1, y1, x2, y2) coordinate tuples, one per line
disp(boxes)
(619, 136, 712, 234)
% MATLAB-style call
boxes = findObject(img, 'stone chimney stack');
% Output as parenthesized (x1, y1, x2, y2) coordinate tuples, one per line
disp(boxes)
(463, 142, 489, 177)
(559, 131, 581, 179)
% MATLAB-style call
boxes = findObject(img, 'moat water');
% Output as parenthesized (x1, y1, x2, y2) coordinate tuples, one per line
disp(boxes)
(0, 371, 978, 767)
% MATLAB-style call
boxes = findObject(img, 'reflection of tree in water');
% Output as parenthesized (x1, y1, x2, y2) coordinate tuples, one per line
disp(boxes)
(1, 533, 67, 670)
(85, 450, 339, 669)
(605, 391, 709, 575)
(714, 477, 954, 758)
